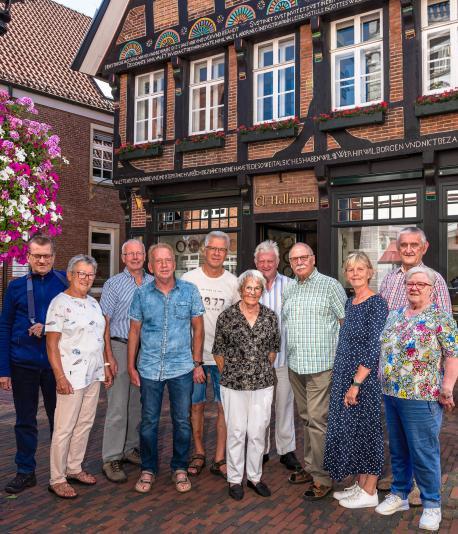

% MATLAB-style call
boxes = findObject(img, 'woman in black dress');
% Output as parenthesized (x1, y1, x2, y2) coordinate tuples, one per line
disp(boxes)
(324, 252, 388, 509)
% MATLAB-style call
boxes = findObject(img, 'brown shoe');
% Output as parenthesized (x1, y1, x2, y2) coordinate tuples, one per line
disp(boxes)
(288, 468, 313, 485)
(408, 481, 422, 507)
(102, 460, 127, 483)
(302, 482, 332, 501)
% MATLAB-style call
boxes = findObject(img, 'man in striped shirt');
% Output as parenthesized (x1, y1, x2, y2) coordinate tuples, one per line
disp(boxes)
(100, 239, 153, 483)
(254, 240, 301, 472)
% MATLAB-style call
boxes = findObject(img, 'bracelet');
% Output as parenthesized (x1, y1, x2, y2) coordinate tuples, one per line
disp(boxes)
(104, 362, 111, 367)
(351, 380, 362, 387)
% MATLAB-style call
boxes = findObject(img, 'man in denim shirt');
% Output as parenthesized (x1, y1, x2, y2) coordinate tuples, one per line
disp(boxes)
(128, 243, 205, 494)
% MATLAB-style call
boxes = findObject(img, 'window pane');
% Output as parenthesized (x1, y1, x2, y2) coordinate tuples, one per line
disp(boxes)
(211, 58, 224, 80)
(153, 71, 164, 93)
(391, 207, 403, 218)
(91, 249, 111, 287)
(336, 23, 354, 47)
(211, 83, 224, 106)
(279, 91, 294, 117)
(257, 96, 273, 121)
(193, 61, 207, 83)
(336, 55, 355, 106)
(91, 232, 111, 245)
(404, 206, 417, 218)
(192, 110, 206, 133)
(257, 71, 273, 97)
(136, 121, 148, 143)
(363, 209, 374, 220)
(362, 49, 381, 102)
(192, 87, 207, 111)
(428, 0, 450, 24)
(258, 43, 273, 67)
(361, 16, 380, 41)
(137, 75, 149, 96)
(447, 190, 458, 215)
(279, 39, 295, 63)
(378, 208, 390, 219)
(136, 99, 149, 121)
(428, 32, 451, 90)
(279, 66, 295, 92)
(362, 197, 374, 207)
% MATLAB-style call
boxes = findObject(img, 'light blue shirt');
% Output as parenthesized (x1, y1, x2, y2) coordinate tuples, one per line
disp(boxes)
(129, 278, 205, 381)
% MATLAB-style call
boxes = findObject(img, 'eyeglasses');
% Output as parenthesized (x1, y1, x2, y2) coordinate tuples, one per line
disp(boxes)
(244, 285, 263, 294)
(28, 253, 54, 261)
(122, 251, 145, 258)
(290, 255, 314, 265)
(73, 271, 96, 280)
(205, 246, 227, 254)
(406, 282, 432, 290)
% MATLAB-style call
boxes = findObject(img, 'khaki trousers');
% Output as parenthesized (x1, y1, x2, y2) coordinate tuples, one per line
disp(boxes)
(49, 381, 100, 485)
(288, 368, 332, 487)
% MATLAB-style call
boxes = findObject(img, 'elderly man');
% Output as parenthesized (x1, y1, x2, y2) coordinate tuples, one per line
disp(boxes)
(254, 240, 301, 472)
(128, 243, 205, 494)
(0, 235, 68, 494)
(100, 239, 153, 483)
(182, 231, 238, 479)
(378, 227, 452, 504)
(282, 242, 347, 500)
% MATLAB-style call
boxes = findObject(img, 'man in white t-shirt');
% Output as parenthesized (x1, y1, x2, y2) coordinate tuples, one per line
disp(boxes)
(182, 231, 239, 479)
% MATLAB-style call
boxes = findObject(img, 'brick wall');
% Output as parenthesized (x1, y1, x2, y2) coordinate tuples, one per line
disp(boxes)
(420, 113, 458, 135)
(116, 5, 146, 44)
(350, 107, 404, 142)
(153, 0, 179, 32)
(248, 135, 297, 160)
(130, 144, 175, 172)
(300, 24, 313, 117)
(131, 197, 147, 228)
(389, 0, 403, 102)
(326, 134, 341, 150)
(225, 0, 245, 7)
(187, 0, 215, 20)
(182, 133, 237, 167)
(302, 135, 315, 152)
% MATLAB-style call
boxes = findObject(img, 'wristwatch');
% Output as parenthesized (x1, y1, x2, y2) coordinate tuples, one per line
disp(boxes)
(193, 360, 203, 368)
(351, 380, 362, 387)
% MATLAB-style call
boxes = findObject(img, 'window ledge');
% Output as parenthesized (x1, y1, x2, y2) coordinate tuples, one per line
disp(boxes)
(319, 111, 385, 131)
(175, 137, 225, 153)
(415, 100, 458, 117)
(118, 145, 163, 161)
(240, 126, 298, 143)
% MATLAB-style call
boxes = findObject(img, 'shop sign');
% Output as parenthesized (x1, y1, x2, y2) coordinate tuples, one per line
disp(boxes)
(254, 193, 316, 208)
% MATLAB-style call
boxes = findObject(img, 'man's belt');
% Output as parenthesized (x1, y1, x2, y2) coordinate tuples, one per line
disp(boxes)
(111, 336, 128, 344)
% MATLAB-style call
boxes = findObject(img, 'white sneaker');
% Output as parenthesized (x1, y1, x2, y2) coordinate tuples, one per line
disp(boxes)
(375, 493, 410, 515)
(419, 508, 441, 531)
(333, 482, 359, 500)
(339, 487, 379, 509)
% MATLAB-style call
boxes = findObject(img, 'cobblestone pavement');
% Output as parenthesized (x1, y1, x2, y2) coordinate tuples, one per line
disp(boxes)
(1, 388, 457, 533)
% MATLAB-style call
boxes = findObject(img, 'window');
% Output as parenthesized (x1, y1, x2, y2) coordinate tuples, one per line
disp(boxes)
(135, 70, 164, 143)
(189, 55, 224, 134)
(422, 0, 458, 93)
(91, 128, 113, 184)
(331, 10, 383, 109)
(254, 36, 295, 123)
(89, 222, 119, 290)
(337, 192, 418, 223)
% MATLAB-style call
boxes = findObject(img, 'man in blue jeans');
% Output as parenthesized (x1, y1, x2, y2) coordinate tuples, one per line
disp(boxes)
(0, 235, 68, 494)
(127, 243, 205, 494)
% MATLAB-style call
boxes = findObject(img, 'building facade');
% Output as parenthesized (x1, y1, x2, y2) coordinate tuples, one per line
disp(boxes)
(74, 0, 458, 317)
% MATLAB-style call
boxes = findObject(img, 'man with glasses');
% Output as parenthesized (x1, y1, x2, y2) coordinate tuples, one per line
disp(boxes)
(0, 235, 68, 494)
(100, 239, 153, 483)
(182, 231, 238, 479)
(378, 227, 451, 504)
(282, 243, 346, 500)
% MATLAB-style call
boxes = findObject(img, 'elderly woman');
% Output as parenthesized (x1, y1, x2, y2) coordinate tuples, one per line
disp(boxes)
(213, 269, 280, 501)
(376, 266, 458, 531)
(46, 255, 113, 499)
(324, 252, 388, 509)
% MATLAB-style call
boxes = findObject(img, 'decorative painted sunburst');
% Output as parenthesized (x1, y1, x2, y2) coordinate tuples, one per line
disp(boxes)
(119, 41, 143, 60)
(189, 17, 216, 39)
(226, 5, 256, 27)
(155, 29, 180, 49)
(266, 0, 298, 15)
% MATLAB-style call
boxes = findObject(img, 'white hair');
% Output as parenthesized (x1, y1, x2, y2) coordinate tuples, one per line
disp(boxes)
(405, 265, 436, 285)
(237, 269, 266, 294)
(289, 242, 314, 260)
(254, 240, 280, 262)
(396, 227, 427, 247)
(67, 254, 97, 273)
(122, 239, 146, 255)
(204, 231, 230, 249)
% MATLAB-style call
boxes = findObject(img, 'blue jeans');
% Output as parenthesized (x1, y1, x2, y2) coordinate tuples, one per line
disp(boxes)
(191, 365, 221, 404)
(139, 371, 193, 474)
(10, 363, 56, 474)
(384, 395, 443, 508)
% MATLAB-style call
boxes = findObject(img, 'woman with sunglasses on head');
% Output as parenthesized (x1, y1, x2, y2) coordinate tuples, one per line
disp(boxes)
(46, 255, 113, 499)
(376, 266, 458, 532)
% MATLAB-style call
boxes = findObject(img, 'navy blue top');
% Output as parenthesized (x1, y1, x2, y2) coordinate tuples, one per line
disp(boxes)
(0, 270, 68, 376)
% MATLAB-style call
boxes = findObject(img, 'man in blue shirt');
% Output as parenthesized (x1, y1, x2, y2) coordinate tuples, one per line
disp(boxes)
(0, 235, 68, 494)
(128, 243, 205, 494)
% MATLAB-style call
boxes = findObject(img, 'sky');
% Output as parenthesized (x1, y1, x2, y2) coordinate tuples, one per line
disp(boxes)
(54, 0, 103, 17)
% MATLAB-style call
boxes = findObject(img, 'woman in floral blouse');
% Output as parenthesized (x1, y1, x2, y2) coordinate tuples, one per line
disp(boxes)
(376, 266, 457, 532)
(213, 269, 280, 502)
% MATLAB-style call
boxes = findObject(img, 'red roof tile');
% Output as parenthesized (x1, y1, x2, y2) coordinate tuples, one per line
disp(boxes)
(0, 0, 113, 112)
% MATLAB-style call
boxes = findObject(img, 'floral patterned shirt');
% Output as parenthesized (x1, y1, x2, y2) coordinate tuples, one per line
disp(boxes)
(380, 304, 458, 401)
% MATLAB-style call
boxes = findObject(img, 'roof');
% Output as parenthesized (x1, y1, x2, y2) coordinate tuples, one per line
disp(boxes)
(0, 0, 113, 112)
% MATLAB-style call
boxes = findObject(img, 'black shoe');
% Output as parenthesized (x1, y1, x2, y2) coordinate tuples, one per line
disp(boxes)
(228, 483, 244, 501)
(280, 452, 302, 471)
(247, 480, 271, 497)
(262, 454, 269, 465)
(5, 472, 37, 494)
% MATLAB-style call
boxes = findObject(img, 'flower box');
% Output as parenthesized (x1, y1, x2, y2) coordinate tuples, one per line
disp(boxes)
(118, 145, 163, 160)
(240, 126, 298, 143)
(319, 111, 385, 131)
(414, 99, 458, 117)
(175, 137, 225, 152)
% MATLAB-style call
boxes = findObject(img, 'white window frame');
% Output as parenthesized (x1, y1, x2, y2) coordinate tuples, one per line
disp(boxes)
(88, 221, 120, 294)
(134, 69, 164, 144)
(330, 9, 384, 110)
(189, 54, 225, 135)
(253, 35, 296, 124)
(90, 124, 113, 185)
(421, 0, 458, 94)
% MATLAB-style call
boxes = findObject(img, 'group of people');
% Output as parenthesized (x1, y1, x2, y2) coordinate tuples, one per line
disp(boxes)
(0, 227, 456, 532)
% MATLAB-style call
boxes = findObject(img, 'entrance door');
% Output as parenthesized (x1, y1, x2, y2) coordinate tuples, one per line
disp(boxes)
(260, 221, 317, 277)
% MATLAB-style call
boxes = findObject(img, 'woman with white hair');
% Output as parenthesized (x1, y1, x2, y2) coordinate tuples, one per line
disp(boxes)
(213, 269, 280, 501)
(376, 266, 458, 531)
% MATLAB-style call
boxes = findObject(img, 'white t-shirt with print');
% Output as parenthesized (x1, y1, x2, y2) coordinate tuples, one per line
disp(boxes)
(182, 267, 239, 365)
(46, 292, 106, 390)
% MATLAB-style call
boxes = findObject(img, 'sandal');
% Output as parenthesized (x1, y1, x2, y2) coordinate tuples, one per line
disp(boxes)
(302, 483, 332, 501)
(172, 470, 192, 493)
(134, 471, 155, 494)
(209, 459, 227, 479)
(48, 481, 78, 499)
(187, 454, 206, 476)
(66, 470, 97, 485)
(288, 468, 313, 485)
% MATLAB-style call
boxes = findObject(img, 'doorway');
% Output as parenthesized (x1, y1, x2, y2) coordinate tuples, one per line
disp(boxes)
(259, 221, 317, 277)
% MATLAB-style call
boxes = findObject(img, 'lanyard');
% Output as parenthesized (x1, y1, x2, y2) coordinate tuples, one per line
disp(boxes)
(26, 270, 68, 324)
